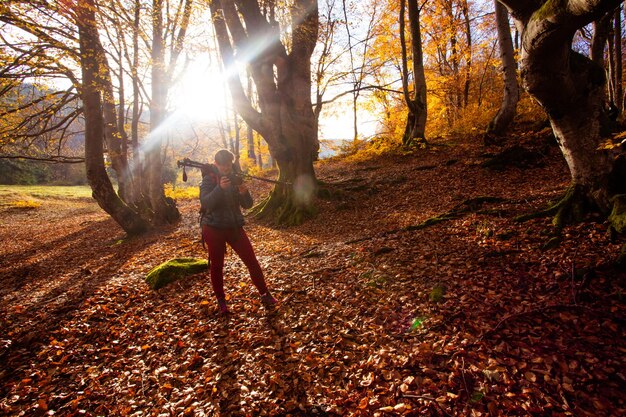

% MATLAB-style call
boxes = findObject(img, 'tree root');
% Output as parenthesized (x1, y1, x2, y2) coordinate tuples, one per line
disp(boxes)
(608, 194, 626, 234)
(478, 304, 600, 341)
(514, 184, 589, 229)
(347, 196, 506, 244)
(251, 191, 316, 227)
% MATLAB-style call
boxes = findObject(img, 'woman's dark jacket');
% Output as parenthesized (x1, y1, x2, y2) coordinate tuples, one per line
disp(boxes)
(199, 165, 253, 228)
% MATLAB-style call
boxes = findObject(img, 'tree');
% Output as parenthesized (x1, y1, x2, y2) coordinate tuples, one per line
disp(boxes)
(341, 0, 379, 143)
(420, 0, 476, 128)
(75, 0, 149, 234)
(0, 0, 198, 232)
(590, 13, 612, 66)
(144, 0, 185, 225)
(613, 7, 622, 112)
(400, 0, 428, 146)
(485, 0, 519, 139)
(209, 0, 319, 225)
(498, 0, 625, 226)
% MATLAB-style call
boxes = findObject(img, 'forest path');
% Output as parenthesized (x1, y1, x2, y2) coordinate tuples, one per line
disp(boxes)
(1, 133, 624, 416)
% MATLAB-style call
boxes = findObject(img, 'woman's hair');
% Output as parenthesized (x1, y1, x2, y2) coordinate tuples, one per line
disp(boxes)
(214, 149, 234, 165)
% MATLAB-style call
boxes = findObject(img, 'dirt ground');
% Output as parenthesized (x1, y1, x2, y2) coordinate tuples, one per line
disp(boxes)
(1, 133, 625, 416)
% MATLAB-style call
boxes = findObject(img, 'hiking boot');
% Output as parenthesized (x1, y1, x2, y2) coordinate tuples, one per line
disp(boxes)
(217, 297, 229, 314)
(260, 293, 278, 308)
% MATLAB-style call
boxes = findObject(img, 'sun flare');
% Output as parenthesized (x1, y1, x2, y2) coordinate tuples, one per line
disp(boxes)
(171, 62, 228, 121)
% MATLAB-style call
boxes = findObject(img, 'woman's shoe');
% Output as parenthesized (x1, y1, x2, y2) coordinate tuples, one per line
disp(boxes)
(217, 297, 229, 314)
(260, 293, 277, 308)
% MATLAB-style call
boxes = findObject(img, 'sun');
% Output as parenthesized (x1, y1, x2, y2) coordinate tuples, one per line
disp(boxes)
(171, 60, 229, 121)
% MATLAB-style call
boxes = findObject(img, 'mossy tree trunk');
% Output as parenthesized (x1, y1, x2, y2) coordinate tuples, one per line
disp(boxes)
(499, 0, 624, 218)
(209, 0, 319, 225)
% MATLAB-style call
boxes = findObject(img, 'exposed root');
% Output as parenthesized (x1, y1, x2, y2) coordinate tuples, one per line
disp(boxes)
(609, 195, 626, 269)
(403, 136, 428, 149)
(514, 184, 590, 230)
(251, 191, 316, 227)
(316, 183, 345, 201)
(481, 144, 546, 170)
(608, 194, 626, 234)
(347, 196, 506, 244)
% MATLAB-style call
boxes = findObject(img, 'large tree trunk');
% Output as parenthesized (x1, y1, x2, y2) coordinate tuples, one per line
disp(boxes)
(131, 0, 143, 203)
(147, 0, 180, 225)
(591, 13, 612, 66)
(486, 0, 519, 138)
(76, 0, 149, 235)
(499, 0, 624, 220)
(98, 41, 131, 204)
(116, 47, 133, 204)
(245, 73, 257, 164)
(400, 0, 428, 146)
(209, 0, 319, 225)
(608, 24, 617, 104)
(614, 7, 623, 112)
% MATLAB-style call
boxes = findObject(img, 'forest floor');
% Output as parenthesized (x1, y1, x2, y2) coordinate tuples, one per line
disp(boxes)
(1, 128, 625, 417)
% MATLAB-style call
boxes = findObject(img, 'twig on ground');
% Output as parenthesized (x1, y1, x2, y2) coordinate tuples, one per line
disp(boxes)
(478, 304, 599, 341)
(400, 394, 453, 416)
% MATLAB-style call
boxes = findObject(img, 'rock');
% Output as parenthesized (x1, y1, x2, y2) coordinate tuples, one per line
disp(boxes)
(145, 258, 208, 290)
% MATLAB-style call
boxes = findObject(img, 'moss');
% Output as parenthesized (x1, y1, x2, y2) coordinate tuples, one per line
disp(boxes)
(514, 184, 584, 228)
(429, 284, 446, 303)
(609, 194, 626, 234)
(542, 236, 562, 250)
(145, 257, 208, 290)
(253, 191, 316, 227)
(532, 0, 566, 21)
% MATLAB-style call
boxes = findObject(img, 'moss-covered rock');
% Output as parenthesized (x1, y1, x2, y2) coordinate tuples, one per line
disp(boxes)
(429, 284, 446, 303)
(145, 258, 208, 290)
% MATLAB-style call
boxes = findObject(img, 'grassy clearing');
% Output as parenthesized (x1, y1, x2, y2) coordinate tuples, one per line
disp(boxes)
(0, 185, 93, 209)
(164, 183, 199, 200)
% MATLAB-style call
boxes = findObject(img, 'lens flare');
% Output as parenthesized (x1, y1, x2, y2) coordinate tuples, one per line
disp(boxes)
(293, 174, 315, 205)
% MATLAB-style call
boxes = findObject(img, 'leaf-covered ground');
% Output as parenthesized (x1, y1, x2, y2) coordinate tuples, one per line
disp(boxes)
(1, 133, 625, 416)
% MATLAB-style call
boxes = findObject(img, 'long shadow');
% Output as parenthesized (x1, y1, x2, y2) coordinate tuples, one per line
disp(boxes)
(0, 218, 173, 375)
(0, 219, 121, 299)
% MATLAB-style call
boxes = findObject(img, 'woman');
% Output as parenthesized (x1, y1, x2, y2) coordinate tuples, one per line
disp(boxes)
(199, 149, 277, 314)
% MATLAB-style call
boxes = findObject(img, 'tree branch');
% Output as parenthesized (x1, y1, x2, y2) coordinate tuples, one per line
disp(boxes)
(0, 155, 84, 164)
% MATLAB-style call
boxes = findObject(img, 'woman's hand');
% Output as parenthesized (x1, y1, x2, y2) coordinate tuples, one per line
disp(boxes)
(219, 176, 231, 190)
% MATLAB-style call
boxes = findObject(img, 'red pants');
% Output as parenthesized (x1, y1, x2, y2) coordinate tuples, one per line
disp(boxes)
(202, 225, 268, 299)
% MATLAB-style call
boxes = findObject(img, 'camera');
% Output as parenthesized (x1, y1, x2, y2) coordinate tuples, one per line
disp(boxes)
(226, 173, 244, 186)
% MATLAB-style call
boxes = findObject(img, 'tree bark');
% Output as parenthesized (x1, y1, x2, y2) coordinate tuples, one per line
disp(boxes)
(608, 23, 616, 104)
(130, 0, 143, 206)
(246, 73, 257, 164)
(400, 0, 427, 146)
(590, 13, 611, 66)
(116, 47, 132, 203)
(614, 7, 622, 111)
(499, 0, 624, 215)
(209, 0, 319, 225)
(98, 41, 131, 204)
(461, 0, 472, 109)
(486, 0, 519, 138)
(76, 0, 149, 235)
(147, 0, 180, 225)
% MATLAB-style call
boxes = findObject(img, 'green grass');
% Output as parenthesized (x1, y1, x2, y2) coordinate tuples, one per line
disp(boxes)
(0, 185, 93, 209)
